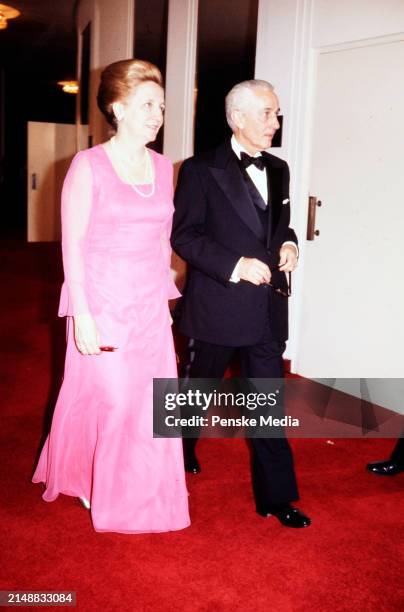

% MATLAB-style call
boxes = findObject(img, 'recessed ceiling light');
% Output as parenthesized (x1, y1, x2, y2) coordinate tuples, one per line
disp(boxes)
(58, 81, 79, 94)
(0, 3, 21, 30)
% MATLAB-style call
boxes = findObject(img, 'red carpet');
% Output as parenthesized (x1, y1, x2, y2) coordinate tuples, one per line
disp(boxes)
(1, 243, 403, 611)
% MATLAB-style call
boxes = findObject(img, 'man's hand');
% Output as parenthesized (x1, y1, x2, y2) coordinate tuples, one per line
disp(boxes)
(73, 313, 101, 355)
(238, 257, 271, 286)
(278, 244, 298, 272)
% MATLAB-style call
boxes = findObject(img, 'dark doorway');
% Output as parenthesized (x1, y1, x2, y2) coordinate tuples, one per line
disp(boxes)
(134, 0, 169, 153)
(194, 0, 259, 153)
(0, 3, 76, 239)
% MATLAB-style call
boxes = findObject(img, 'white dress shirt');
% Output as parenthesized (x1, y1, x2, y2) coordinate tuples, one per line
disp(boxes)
(231, 135, 268, 202)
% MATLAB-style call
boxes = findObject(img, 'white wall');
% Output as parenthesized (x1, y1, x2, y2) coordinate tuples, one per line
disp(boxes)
(256, 0, 404, 160)
(312, 0, 404, 47)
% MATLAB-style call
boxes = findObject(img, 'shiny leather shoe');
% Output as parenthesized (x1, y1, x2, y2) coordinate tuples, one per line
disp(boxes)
(257, 503, 311, 528)
(184, 452, 201, 474)
(367, 459, 404, 476)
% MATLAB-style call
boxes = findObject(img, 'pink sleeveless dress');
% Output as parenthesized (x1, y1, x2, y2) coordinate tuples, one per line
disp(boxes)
(32, 145, 190, 534)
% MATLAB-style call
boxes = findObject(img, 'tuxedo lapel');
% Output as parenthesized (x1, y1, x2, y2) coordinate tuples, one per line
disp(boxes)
(208, 142, 264, 240)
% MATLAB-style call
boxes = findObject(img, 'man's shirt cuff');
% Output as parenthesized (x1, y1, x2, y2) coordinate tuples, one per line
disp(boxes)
(229, 257, 243, 283)
(282, 241, 299, 257)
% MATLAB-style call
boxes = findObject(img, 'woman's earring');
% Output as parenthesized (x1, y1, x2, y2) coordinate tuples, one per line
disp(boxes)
(112, 103, 124, 123)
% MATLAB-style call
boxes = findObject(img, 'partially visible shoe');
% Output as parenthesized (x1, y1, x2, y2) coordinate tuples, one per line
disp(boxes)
(257, 503, 311, 528)
(78, 496, 91, 509)
(184, 452, 201, 474)
(367, 459, 404, 476)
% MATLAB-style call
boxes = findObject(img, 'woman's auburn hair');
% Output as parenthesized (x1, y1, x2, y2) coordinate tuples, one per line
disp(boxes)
(97, 59, 163, 129)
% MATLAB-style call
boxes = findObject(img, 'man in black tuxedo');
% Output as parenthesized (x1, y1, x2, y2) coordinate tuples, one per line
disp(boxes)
(172, 80, 310, 528)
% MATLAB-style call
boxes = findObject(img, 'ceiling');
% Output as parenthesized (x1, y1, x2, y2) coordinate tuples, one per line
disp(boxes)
(0, 1, 77, 79)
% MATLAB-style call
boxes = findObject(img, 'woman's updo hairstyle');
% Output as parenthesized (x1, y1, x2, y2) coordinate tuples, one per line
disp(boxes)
(97, 59, 163, 130)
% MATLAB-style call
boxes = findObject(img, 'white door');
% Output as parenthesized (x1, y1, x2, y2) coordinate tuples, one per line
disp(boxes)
(296, 38, 404, 378)
(27, 121, 76, 242)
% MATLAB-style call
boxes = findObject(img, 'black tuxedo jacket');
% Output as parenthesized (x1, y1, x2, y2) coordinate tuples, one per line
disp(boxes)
(171, 140, 297, 346)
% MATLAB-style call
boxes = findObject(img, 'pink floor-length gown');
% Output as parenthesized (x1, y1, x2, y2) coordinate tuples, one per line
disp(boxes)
(33, 145, 190, 534)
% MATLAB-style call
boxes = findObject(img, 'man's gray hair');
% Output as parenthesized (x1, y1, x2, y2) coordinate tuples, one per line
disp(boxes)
(225, 79, 275, 131)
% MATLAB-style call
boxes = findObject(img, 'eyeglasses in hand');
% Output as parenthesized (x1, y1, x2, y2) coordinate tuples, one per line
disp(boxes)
(265, 270, 292, 298)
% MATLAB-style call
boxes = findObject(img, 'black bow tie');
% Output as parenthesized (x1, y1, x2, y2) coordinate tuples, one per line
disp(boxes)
(239, 152, 265, 171)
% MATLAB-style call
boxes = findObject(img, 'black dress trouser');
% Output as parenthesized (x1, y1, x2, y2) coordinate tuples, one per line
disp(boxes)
(183, 320, 299, 507)
(391, 437, 404, 464)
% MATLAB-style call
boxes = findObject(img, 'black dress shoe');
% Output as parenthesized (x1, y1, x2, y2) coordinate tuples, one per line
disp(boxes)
(184, 452, 201, 474)
(367, 459, 404, 476)
(257, 503, 311, 528)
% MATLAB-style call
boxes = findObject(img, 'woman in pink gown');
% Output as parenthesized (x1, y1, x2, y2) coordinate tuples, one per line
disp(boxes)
(33, 59, 190, 534)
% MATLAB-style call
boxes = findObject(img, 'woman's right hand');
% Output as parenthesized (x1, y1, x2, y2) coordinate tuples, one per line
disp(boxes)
(73, 313, 101, 355)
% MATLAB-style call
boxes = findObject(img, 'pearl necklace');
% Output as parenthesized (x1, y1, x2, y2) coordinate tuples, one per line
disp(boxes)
(111, 136, 155, 198)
